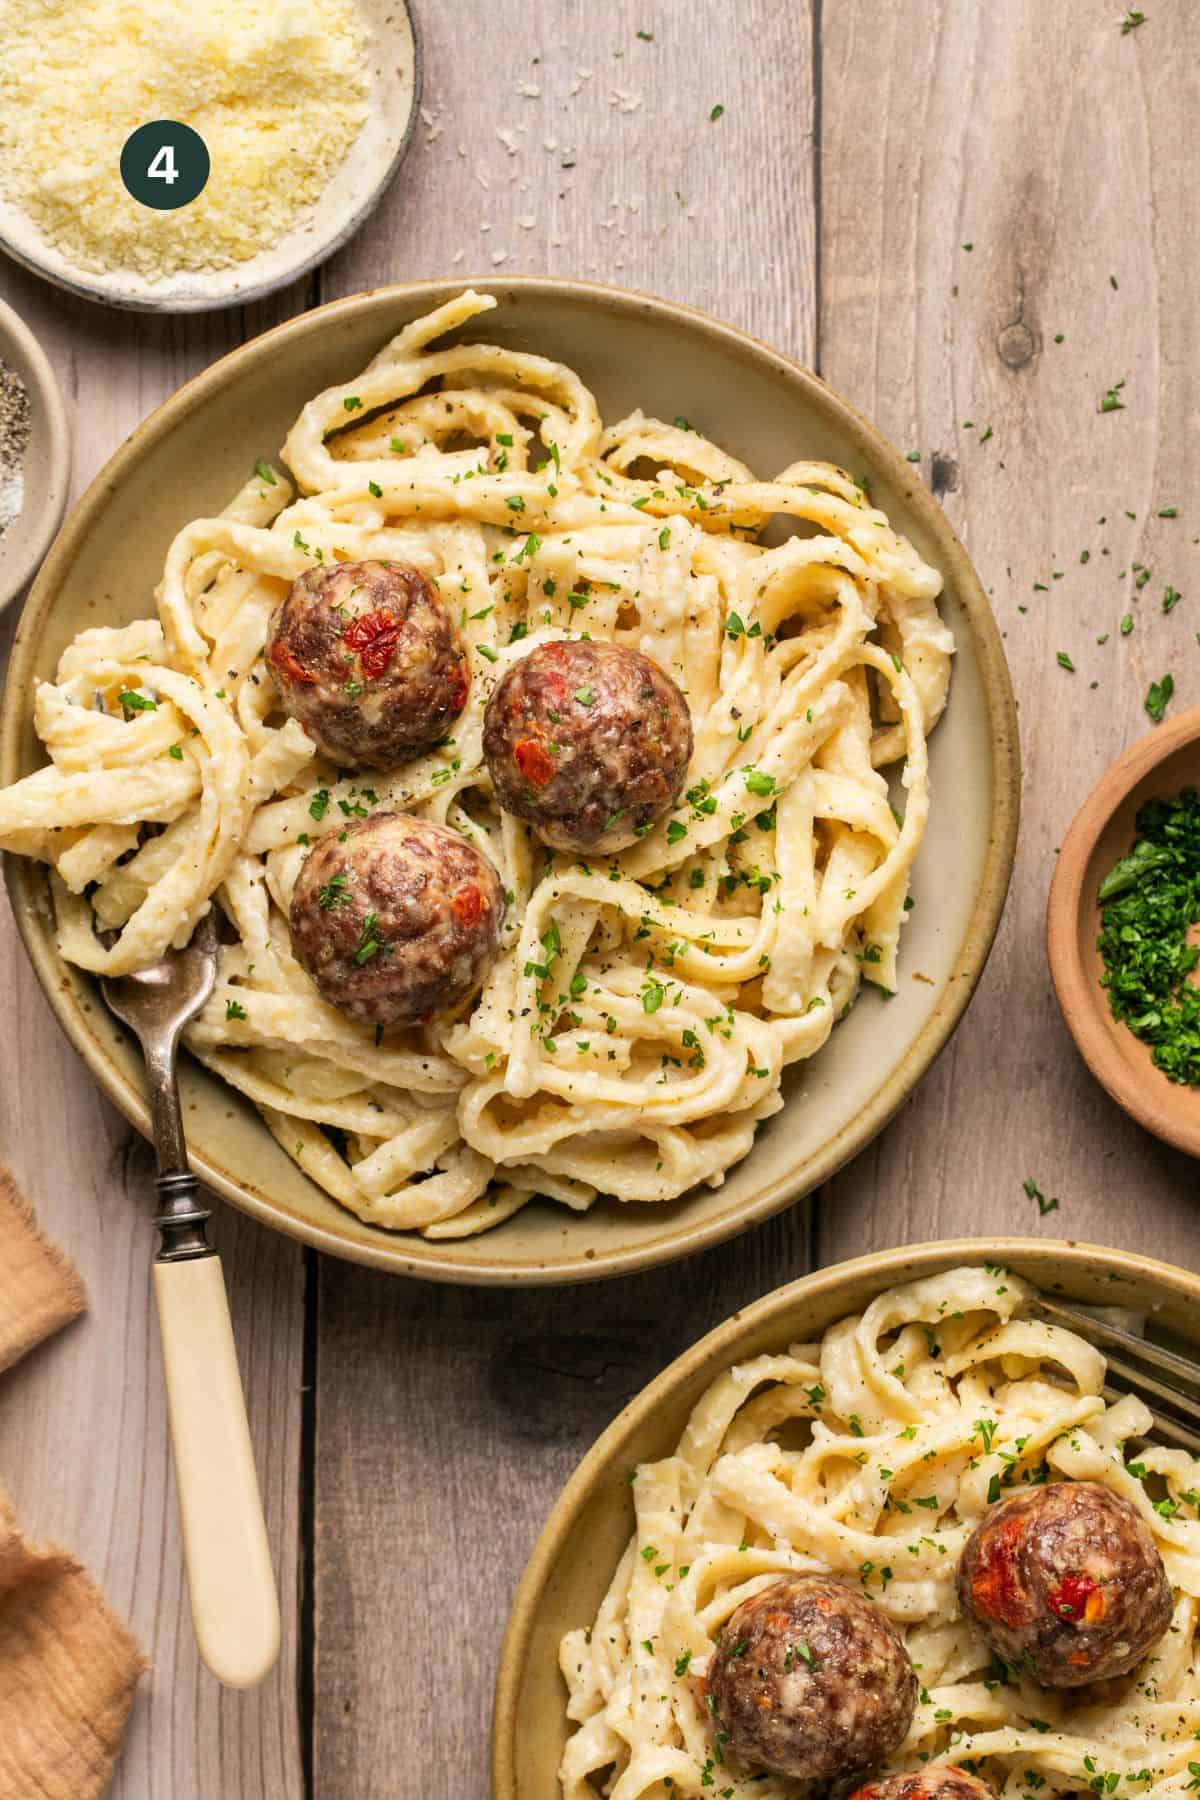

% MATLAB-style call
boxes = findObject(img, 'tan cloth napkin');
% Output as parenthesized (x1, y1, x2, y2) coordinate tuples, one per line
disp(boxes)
(0, 1163, 146, 1799)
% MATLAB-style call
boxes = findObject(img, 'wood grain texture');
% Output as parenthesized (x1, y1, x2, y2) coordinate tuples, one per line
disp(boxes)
(816, 0, 1200, 1264)
(0, 269, 308, 1795)
(2, 3, 1198, 1796)
(311, 4, 815, 1794)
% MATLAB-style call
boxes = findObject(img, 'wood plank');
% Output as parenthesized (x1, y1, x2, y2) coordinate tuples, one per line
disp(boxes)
(310, 5, 816, 1793)
(0, 263, 307, 1797)
(816, 0, 1200, 1263)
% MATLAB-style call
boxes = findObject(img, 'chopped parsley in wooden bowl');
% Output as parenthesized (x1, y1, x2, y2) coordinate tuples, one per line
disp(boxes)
(1049, 706, 1200, 1158)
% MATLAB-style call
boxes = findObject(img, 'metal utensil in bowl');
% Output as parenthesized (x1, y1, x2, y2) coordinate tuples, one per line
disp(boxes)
(101, 912, 280, 1688)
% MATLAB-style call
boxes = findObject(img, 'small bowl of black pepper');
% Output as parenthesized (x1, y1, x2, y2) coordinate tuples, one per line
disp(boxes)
(0, 295, 71, 611)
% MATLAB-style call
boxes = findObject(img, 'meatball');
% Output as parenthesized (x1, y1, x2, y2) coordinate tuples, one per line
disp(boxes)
(267, 560, 468, 769)
(705, 1575, 917, 1781)
(288, 813, 505, 1027)
(481, 639, 692, 853)
(957, 1481, 1172, 1687)
(850, 1768, 997, 1800)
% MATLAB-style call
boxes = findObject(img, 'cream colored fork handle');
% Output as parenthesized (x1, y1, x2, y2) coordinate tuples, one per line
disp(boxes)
(153, 1257, 281, 1688)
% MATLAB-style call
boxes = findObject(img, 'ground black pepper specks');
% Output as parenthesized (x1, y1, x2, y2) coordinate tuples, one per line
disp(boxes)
(0, 359, 31, 539)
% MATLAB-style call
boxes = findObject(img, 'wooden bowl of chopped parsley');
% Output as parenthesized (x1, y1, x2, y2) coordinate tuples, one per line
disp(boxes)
(1049, 707, 1200, 1157)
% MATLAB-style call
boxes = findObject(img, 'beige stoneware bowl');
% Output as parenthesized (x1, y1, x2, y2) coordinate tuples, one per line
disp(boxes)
(0, 278, 1019, 1282)
(492, 1237, 1200, 1797)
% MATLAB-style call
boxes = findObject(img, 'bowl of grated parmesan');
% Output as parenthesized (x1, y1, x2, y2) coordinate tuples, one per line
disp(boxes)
(0, 295, 69, 610)
(0, 0, 421, 312)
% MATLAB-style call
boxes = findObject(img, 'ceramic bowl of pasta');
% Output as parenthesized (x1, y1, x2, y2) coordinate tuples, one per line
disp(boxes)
(0, 279, 1017, 1280)
(493, 1240, 1200, 1799)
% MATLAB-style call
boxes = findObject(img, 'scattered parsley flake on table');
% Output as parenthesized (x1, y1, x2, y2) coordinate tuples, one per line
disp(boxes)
(1023, 1178, 1059, 1217)
(1099, 381, 1126, 414)
(1146, 674, 1175, 722)
(1120, 10, 1147, 32)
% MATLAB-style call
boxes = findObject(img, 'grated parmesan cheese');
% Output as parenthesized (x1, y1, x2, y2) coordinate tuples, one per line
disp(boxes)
(0, 0, 370, 280)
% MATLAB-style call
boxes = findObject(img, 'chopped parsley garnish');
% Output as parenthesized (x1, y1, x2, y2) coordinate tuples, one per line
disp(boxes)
(1024, 1177, 1059, 1215)
(225, 998, 247, 1022)
(317, 873, 351, 910)
(119, 690, 157, 716)
(353, 912, 386, 965)
(1145, 673, 1175, 722)
(368, 480, 383, 498)
(1099, 380, 1127, 414)
(1097, 789, 1200, 1085)
(253, 459, 276, 485)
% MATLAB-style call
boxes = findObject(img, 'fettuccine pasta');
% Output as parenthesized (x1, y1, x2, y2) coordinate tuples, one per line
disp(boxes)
(0, 290, 953, 1237)
(560, 1267, 1200, 1799)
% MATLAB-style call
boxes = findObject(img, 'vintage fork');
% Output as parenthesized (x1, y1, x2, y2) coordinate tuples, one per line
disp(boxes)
(102, 911, 280, 1688)
(1030, 1293, 1200, 1458)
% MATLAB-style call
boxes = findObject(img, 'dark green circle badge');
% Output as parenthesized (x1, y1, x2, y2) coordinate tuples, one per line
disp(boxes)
(120, 122, 210, 211)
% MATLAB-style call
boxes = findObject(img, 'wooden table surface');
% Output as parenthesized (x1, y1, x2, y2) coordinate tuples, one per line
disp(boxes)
(0, 3, 1196, 1794)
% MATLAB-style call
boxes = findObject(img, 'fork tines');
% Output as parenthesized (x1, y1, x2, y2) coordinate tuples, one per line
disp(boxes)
(1029, 1294, 1200, 1460)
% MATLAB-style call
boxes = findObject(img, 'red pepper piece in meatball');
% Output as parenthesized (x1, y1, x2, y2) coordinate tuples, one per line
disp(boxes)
(481, 639, 692, 853)
(267, 560, 469, 769)
(957, 1481, 1172, 1687)
(850, 1766, 997, 1800)
(705, 1574, 917, 1781)
(288, 813, 505, 1027)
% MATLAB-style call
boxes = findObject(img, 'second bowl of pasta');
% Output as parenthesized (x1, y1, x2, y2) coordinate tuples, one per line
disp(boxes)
(493, 1239, 1200, 1797)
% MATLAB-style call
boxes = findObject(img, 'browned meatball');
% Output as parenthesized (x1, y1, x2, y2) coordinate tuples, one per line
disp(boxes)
(706, 1575, 917, 1781)
(850, 1767, 997, 1800)
(288, 813, 504, 1026)
(957, 1481, 1172, 1687)
(267, 560, 469, 769)
(481, 639, 692, 853)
